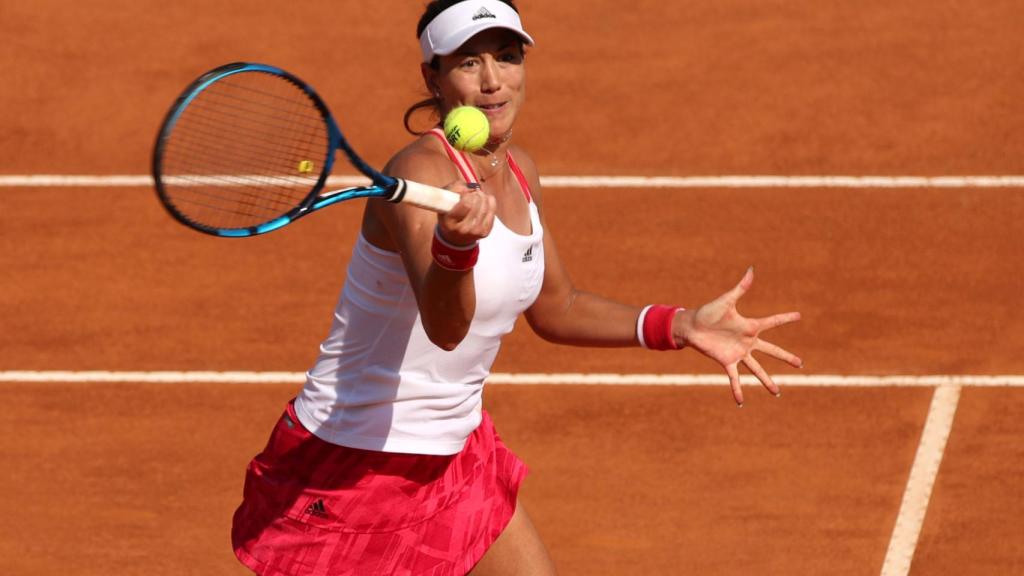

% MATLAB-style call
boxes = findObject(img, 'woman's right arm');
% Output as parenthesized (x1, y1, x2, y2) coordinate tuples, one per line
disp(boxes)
(370, 146, 496, 350)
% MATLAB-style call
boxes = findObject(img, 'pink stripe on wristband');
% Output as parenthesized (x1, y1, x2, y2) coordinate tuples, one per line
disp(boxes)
(637, 305, 683, 351)
(431, 226, 479, 271)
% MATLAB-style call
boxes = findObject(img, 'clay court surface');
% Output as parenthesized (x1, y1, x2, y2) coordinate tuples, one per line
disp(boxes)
(2, 1, 1023, 574)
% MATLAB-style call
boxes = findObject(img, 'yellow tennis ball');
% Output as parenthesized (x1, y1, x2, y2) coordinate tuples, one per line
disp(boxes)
(297, 160, 314, 174)
(443, 106, 490, 152)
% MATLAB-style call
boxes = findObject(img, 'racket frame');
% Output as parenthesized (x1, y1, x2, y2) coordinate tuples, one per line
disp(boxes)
(152, 62, 455, 238)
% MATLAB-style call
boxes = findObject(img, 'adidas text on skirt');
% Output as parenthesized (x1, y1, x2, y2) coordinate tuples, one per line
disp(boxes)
(232, 401, 528, 576)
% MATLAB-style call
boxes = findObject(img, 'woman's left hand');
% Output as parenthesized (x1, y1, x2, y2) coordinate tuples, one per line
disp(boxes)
(675, 267, 803, 406)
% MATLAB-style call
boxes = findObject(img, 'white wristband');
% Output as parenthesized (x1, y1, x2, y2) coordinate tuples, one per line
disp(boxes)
(636, 305, 654, 349)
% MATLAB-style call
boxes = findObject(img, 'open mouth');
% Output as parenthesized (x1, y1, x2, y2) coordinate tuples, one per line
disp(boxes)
(477, 102, 507, 115)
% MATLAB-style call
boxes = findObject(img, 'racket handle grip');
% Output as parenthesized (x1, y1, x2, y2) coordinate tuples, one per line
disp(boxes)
(389, 179, 461, 213)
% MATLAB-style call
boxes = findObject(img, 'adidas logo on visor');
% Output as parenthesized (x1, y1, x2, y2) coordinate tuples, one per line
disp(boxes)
(472, 7, 497, 20)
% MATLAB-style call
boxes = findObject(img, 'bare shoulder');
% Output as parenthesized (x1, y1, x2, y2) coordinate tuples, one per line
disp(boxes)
(366, 134, 459, 248)
(383, 134, 460, 188)
(509, 144, 544, 205)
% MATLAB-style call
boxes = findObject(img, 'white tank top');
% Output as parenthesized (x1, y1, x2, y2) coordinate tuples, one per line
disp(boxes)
(294, 132, 545, 455)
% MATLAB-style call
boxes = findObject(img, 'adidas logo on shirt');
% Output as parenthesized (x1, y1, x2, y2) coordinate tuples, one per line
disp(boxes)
(522, 246, 534, 263)
(472, 7, 497, 20)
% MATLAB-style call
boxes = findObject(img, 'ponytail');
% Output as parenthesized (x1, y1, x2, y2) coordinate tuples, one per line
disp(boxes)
(403, 95, 442, 136)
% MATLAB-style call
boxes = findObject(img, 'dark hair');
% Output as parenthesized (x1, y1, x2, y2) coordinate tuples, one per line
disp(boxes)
(403, 0, 521, 135)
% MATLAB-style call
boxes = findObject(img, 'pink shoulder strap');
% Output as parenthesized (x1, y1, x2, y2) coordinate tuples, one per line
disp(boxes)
(426, 128, 531, 202)
(427, 128, 479, 184)
(506, 152, 533, 203)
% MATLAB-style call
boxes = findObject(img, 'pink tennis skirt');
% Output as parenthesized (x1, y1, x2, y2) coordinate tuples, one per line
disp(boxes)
(231, 401, 527, 576)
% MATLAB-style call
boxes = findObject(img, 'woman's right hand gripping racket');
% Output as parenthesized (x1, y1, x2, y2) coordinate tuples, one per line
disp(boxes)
(152, 62, 460, 237)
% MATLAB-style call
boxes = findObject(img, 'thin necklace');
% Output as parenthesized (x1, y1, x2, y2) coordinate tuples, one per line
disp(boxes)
(479, 157, 504, 182)
(482, 130, 513, 172)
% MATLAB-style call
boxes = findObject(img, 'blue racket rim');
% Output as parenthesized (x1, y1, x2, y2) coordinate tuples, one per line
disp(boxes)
(152, 62, 399, 237)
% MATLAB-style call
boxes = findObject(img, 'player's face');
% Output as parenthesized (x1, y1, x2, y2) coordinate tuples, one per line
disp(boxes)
(432, 29, 526, 142)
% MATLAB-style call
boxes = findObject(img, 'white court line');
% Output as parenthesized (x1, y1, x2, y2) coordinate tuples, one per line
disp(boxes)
(880, 385, 962, 576)
(2, 175, 1024, 189)
(1, 371, 1023, 386)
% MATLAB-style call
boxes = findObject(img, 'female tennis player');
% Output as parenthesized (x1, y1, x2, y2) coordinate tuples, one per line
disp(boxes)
(231, 1, 802, 574)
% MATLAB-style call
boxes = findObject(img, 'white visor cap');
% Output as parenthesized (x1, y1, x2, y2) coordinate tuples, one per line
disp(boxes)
(419, 0, 534, 64)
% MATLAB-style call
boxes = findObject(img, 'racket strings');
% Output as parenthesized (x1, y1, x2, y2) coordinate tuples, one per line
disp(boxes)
(166, 125, 316, 199)
(165, 127, 319, 225)
(174, 79, 322, 192)
(184, 74, 327, 162)
(193, 83, 326, 162)
(173, 105, 323, 160)
(158, 71, 330, 230)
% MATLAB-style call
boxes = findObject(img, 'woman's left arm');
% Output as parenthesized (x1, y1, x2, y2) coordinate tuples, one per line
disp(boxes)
(517, 150, 802, 405)
(515, 150, 643, 347)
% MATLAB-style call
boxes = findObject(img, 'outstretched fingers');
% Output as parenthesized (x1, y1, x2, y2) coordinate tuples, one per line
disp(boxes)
(712, 267, 802, 406)
(755, 339, 804, 368)
(724, 266, 755, 307)
(757, 311, 802, 331)
(743, 355, 780, 397)
(726, 364, 744, 407)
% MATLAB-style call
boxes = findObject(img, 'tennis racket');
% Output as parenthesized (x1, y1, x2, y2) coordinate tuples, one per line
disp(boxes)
(152, 62, 460, 237)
